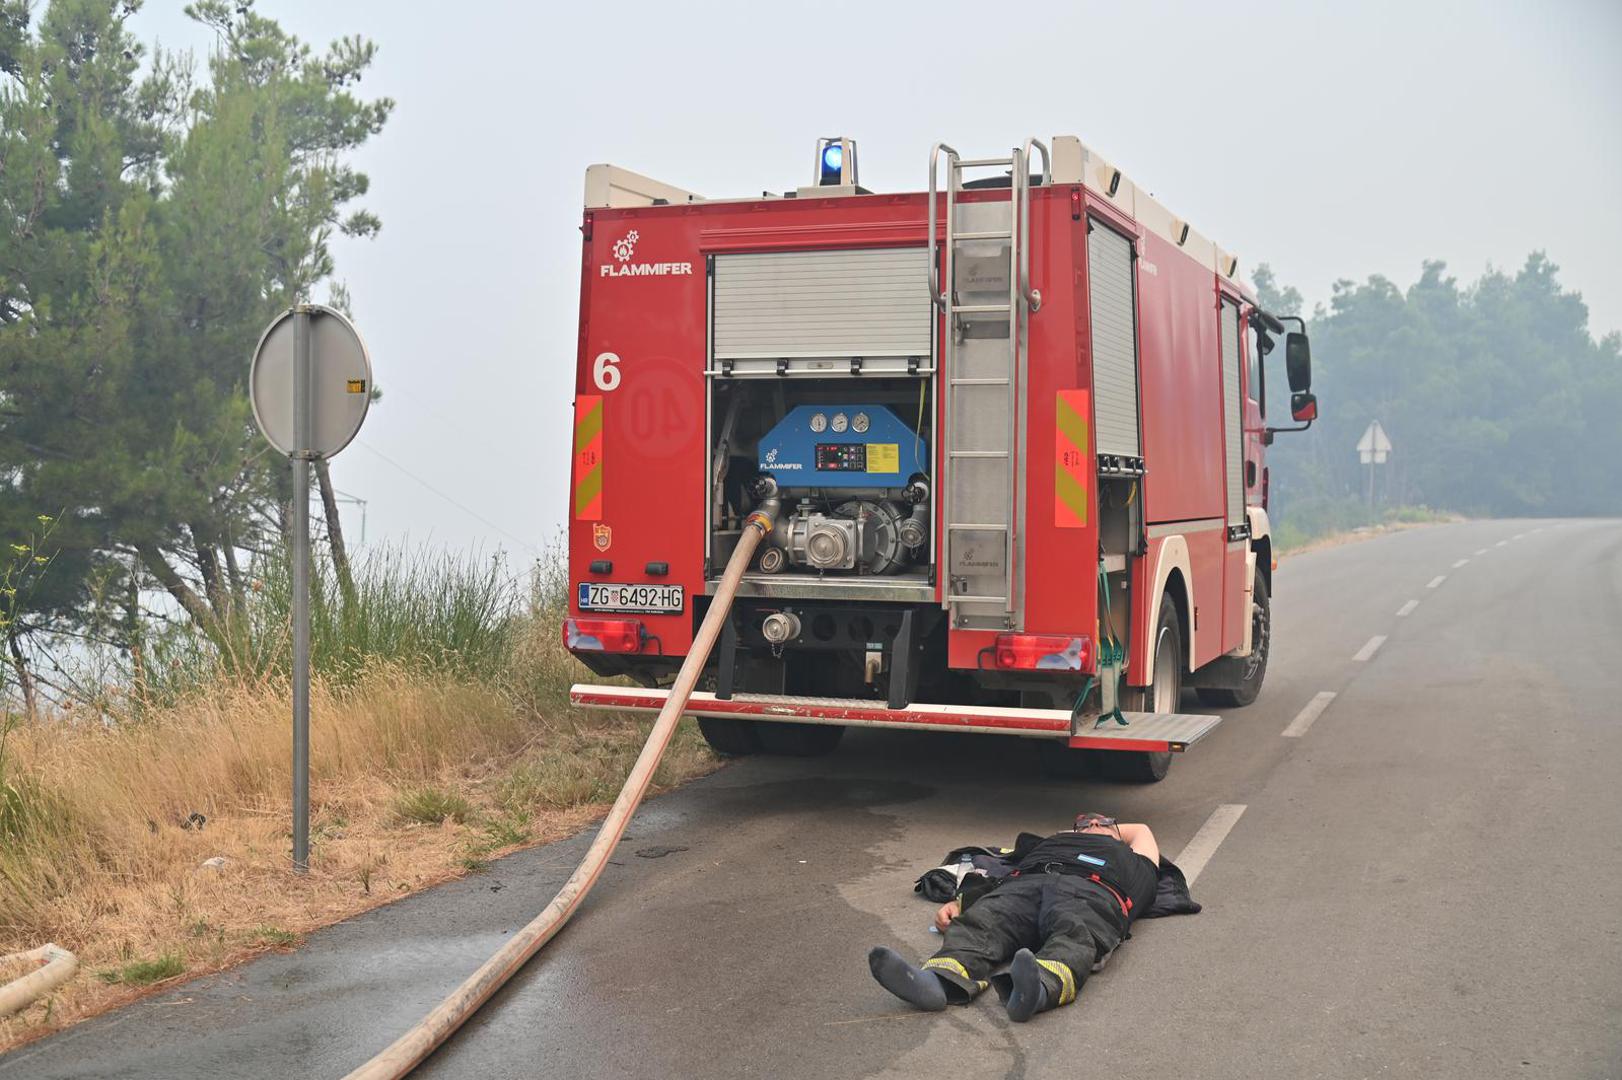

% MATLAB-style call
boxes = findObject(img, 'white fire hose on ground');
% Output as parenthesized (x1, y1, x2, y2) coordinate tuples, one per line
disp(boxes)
(343, 507, 777, 1080)
(0, 944, 78, 1018)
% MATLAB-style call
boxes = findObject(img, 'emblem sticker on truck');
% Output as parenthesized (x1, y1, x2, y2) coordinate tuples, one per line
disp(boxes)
(599, 229, 693, 278)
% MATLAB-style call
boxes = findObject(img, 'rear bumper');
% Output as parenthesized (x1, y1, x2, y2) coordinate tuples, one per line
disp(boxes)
(568, 685, 1221, 753)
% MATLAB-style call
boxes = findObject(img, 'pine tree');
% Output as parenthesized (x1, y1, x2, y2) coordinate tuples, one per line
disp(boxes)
(0, 0, 391, 684)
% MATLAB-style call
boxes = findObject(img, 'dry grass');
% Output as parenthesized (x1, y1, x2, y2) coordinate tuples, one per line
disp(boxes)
(0, 663, 721, 1051)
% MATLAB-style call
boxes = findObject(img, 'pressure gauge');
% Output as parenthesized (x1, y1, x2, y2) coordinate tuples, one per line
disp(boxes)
(809, 412, 828, 433)
(852, 411, 870, 434)
(831, 412, 849, 433)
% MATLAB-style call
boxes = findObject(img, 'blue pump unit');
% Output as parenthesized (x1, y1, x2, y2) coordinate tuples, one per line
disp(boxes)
(758, 405, 925, 490)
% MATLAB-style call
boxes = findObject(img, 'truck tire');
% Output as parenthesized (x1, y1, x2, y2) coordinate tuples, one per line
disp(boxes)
(1100, 598, 1181, 783)
(697, 717, 762, 756)
(756, 721, 845, 756)
(1038, 738, 1093, 778)
(1196, 575, 1270, 708)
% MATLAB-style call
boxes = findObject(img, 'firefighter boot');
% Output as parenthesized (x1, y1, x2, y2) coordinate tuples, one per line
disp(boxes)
(1004, 949, 1052, 1023)
(867, 946, 948, 1011)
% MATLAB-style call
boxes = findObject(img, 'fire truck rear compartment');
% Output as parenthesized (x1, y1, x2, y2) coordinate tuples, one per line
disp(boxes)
(707, 376, 936, 598)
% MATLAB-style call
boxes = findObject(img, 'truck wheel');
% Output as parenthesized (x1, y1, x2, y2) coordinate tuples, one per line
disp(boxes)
(1196, 575, 1270, 708)
(1038, 738, 1094, 778)
(757, 721, 845, 756)
(1101, 598, 1181, 783)
(698, 717, 762, 756)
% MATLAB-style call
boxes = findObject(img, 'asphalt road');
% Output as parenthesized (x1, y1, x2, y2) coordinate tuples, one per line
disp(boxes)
(5, 519, 1620, 1080)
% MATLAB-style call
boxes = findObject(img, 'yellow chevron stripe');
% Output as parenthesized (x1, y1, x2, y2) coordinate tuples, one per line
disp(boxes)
(1056, 393, 1089, 451)
(1056, 464, 1088, 525)
(574, 396, 603, 453)
(574, 464, 602, 518)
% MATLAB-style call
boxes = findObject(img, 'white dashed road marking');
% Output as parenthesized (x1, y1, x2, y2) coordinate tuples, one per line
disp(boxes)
(1176, 804, 1247, 886)
(1427, 575, 1446, 589)
(1282, 691, 1338, 738)
(1396, 599, 1420, 617)
(1475, 548, 1489, 556)
(1353, 635, 1387, 662)
(1452, 559, 1469, 569)
(1496, 540, 1508, 548)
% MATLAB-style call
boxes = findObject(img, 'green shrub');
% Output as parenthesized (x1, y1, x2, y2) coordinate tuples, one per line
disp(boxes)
(145, 543, 528, 697)
(392, 787, 474, 826)
(97, 953, 184, 986)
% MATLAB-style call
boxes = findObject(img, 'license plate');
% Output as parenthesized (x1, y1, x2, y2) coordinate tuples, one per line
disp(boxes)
(578, 582, 685, 614)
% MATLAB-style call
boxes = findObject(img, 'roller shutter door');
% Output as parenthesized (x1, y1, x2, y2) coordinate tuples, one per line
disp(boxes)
(1087, 223, 1140, 460)
(712, 248, 931, 362)
(1220, 299, 1244, 526)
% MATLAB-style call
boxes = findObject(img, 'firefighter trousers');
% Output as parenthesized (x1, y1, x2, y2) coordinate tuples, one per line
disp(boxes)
(923, 873, 1123, 1010)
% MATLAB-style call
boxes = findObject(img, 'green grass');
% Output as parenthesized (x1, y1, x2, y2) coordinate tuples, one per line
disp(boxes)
(392, 786, 474, 826)
(143, 534, 571, 700)
(96, 953, 184, 986)
(251, 926, 297, 948)
(480, 813, 531, 848)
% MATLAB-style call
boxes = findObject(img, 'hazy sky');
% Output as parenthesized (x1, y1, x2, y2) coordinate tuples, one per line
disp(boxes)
(131, 0, 1622, 559)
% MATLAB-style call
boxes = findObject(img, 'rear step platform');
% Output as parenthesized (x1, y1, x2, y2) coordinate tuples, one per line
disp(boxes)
(569, 685, 1221, 753)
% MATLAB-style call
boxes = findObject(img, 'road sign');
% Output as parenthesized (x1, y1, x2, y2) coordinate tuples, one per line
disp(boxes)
(249, 304, 373, 873)
(1356, 420, 1392, 465)
(250, 305, 372, 459)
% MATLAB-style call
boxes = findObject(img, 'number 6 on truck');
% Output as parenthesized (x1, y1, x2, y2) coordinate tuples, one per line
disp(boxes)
(593, 351, 622, 392)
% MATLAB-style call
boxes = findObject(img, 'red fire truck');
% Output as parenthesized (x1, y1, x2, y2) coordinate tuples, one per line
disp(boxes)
(566, 135, 1317, 782)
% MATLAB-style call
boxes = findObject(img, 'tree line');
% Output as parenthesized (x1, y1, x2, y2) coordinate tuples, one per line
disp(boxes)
(0, 0, 390, 711)
(1253, 254, 1622, 526)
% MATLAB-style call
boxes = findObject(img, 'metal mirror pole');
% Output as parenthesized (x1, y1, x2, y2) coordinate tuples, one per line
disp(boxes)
(291, 306, 313, 872)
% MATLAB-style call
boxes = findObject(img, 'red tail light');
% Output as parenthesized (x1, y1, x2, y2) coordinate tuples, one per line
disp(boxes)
(564, 617, 644, 654)
(993, 634, 1092, 672)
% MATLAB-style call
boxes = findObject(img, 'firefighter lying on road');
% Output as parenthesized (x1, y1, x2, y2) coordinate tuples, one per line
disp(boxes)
(868, 813, 1195, 1022)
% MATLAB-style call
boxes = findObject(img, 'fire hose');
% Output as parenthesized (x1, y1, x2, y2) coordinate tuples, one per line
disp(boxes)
(343, 506, 776, 1079)
(0, 944, 77, 1018)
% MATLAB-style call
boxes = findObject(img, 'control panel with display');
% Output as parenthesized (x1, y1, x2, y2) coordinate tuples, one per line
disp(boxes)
(815, 444, 867, 471)
(757, 404, 927, 490)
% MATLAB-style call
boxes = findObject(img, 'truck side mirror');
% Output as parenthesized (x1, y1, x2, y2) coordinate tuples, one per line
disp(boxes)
(1285, 332, 1312, 393)
(1290, 392, 1318, 423)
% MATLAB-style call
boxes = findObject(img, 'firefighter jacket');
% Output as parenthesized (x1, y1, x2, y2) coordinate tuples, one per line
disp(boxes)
(914, 832, 1201, 921)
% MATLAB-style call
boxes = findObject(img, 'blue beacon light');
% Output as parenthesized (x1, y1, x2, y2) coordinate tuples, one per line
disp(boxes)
(820, 143, 843, 184)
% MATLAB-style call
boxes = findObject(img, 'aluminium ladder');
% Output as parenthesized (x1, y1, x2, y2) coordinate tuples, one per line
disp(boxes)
(929, 140, 1049, 631)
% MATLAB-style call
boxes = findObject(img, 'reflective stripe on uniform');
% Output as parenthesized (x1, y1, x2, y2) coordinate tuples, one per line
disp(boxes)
(1036, 958, 1077, 1005)
(923, 957, 972, 982)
